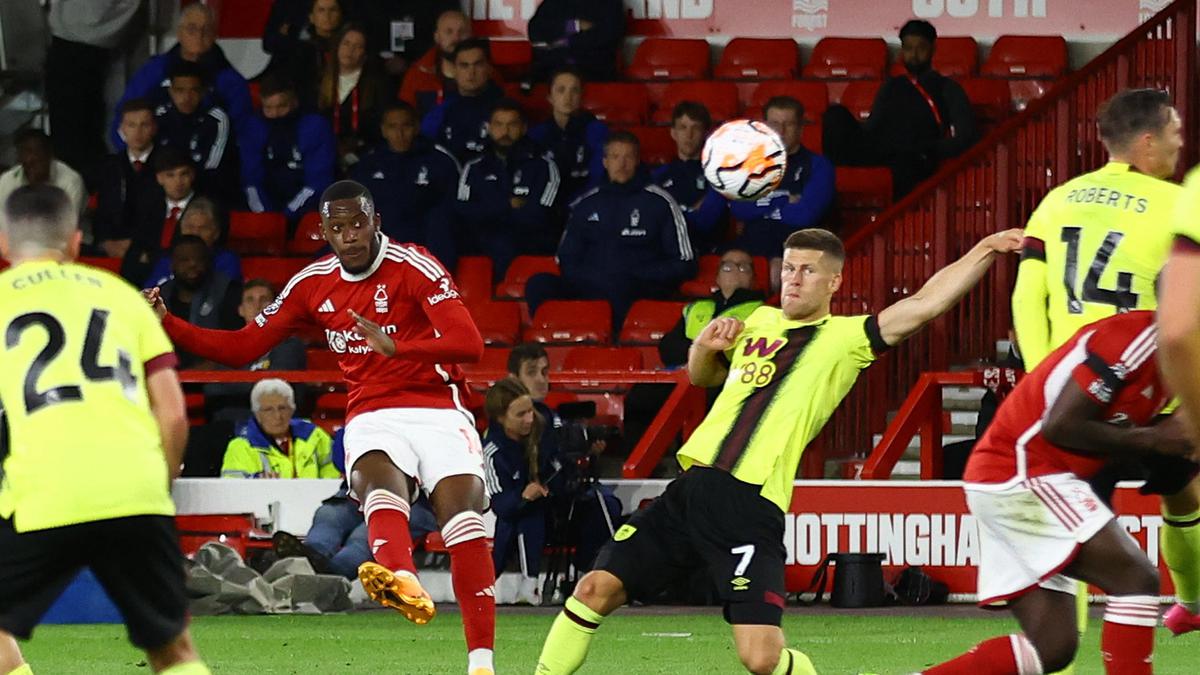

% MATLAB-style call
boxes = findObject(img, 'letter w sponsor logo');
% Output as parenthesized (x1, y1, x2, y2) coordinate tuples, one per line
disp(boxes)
(743, 337, 784, 358)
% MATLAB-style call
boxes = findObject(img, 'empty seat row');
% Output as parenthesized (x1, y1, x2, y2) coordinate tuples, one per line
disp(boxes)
(466, 298, 686, 348)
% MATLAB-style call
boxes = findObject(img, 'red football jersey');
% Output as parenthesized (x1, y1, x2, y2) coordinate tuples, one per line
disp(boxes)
(965, 311, 1168, 484)
(163, 237, 483, 420)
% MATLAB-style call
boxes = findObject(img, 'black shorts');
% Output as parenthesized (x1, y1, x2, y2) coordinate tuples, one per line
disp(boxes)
(593, 467, 787, 625)
(0, 515, 188, 650)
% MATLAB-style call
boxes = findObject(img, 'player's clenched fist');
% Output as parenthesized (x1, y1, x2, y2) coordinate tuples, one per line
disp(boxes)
(695, 317, 745, 352)
(349, 309, 397, 357)
(142, 287, 166, 320)
(981, 228, 1024, 254)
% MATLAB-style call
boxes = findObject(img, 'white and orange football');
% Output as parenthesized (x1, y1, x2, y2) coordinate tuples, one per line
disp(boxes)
(700, 119, 788, 201)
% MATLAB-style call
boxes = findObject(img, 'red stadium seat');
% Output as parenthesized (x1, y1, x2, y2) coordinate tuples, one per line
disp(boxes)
(523, 301, 611, 344)
(802, 38, 887, 79)
(888, 36, 978, 78)
(455, 256, 494, 305)
(627, 126, 675, 166)
(620, 300, 686, 345)
(461, 347, 512, 375)
(77, 256, 123, 275)
(248, 80, 261, 110)
(241, 257, 307, 292)
(228, 211, 286, 255)
(743, 80, 828, 120)
(306, 348, 339, 370)
(679, 254, 721, 297)
(287, 211, 325, 256)
(582, 83, 650, 125)
(214, 0, 272, 38)
(490, 39, 533, 80)
(960, 78, 1014, 125)
(496, 256, 559, 298)
(470, 302, 521, 346)
(836, 80, 882, 121)
(502, 83, 551, 124)
(981, 35, 1067, 78)
(563, 346, 644, 371)
(627, 38, 711, 81)
(715, 38, 799, 80)
(835, 167, 893, 210)
(651, 80, 739, 125)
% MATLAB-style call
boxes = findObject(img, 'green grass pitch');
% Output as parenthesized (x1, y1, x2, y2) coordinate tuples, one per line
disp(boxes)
(20, 607, 1198, 673)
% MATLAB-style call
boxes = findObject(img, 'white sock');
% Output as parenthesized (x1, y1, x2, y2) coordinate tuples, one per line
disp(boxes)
(468, 647, 494, 672)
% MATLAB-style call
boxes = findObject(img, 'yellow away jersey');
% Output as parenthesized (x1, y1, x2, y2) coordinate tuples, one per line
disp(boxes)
(0, 260, 177, 531)
(677, 308, 883, 512)
(1012, 162, 1179, 368)
(1171, 165, 1200, 243)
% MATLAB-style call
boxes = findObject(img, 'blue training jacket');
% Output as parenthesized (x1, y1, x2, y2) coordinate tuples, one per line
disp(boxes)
(456, 139, 560, 241)
(528, 112, 608, 202)
(420, 82, 504, 164)
(651, 159, 727, 253)
(727, 146, 835, 230)
(350, 136, 461, 243)
(242, 111, 336, 219)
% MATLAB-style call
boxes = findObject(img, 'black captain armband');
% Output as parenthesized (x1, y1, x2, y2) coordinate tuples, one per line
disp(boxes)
(1020, 236, 1046, 262)
(865, 315, 890, 355)
(1172, 234, 1200, 254)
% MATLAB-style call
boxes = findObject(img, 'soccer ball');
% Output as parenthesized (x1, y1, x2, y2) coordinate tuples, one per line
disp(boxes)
(701, 119, 787, 201)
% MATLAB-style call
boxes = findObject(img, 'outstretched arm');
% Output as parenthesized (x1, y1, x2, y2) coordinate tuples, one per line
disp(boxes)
(876, 229, 1023, 347)
(147, 287, 299, 368)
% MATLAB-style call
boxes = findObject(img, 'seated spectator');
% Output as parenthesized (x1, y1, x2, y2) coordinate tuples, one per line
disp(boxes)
(527, 0, 625, 84)
(526, 131, 695, 328)
(221, 379, 338, 478)
(243, 76, 337, 222)
(203, 278, 308, 423)
(456, 99, 561, 279)
(822, 19, 975, 198)
(483, 377, 561, 605)
(528, 67, 607, 203)
(154, 61, 240, 206)
(652, 101, 728, 254)
(112, 3, 253, 152)
(350, 102, 459, 268)
(729, 96, 834, 291)
(318, 24, 393, 170)
(399, 9, 471, 115)
(94, 99, 160, 259)
(121, 147, 201, 284)
(363, 0, 459, 80)
(658, 248, 764, 368)
(421, 38, 504, 164)
(146, 196, 242, 288)
(0, 130, 87, 238)
(157, 235, 242, 368)
(260, 0, 347, 107)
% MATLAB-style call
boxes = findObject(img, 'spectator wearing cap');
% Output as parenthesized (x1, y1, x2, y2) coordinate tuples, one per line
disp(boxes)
(351, 102, 460, 267)
(112, 3, 254, 153)
(652, 101, 728, 254)
(456, 99, 561, 280)
(153, 60, 241, 207)
(242, 76, 337, 222)
(526, 131, 695, 329)
(145, 196, 242, 289)
(822, 19, 975, 198)
(94, 99, 160, 259)
(0, 130, 87, 236)
(528, 67, 608, 203)
(421, 38, 505, 164)
(527, 0, 625, 84)
(317, 24, 393, 171)
(728, 96, 834, 292)
(121, 147, 201, 284)
(399, 8, 471, 115)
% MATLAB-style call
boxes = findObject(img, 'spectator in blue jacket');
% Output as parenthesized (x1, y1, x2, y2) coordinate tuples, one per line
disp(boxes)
(242, 76, 336, 222)
(350, 102, 460, 267)
(728, 96, 835, 292)
(528, 67, 607, 204)
(421, 38, 504, 164)
(483, 377, 564, 605)
(111, 4, 254, 153)
(653, 101, 729, 254)
(526, 131, 695, 329)
(456, 99, 561, 280)
(153, 61, 241, 207)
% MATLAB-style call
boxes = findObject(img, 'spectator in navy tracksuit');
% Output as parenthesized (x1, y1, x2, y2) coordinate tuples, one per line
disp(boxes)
(420, 38, 504, 164)
(483, 377, 565, 605)
(526, 131, 695, 329)
(111, 4, 254, 153)
(153, 61, 241, 208)
(729, 95, 835, 292)
(527, 0, 625, 83)
(456, 99, 561, 280)
(242, 76, 336, 222)
(528, 67, 607, 205)
(652, 101, 728, 255)
(351, 102, 460, 268)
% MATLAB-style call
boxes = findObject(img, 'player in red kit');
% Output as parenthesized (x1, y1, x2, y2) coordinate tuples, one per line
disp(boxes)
(145, 181, 497, 675)
(922, 311, 1195, 675)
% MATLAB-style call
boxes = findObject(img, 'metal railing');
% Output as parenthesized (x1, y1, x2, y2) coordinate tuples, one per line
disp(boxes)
(813, 0, 1197, 473)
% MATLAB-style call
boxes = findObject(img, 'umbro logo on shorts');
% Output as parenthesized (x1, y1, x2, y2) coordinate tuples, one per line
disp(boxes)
(318, 299, 336, 313)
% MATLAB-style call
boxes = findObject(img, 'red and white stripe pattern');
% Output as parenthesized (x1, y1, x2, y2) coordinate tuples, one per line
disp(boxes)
(1105, 595, 1160, 627)
(1007, 633, 1044, 675)
(1027, 476, 1083, 531)
(1117, 324, 1158, 372)
(442, 511, 487, 547)
(384, 241, 447, 282)
(363, 489, 411, 521)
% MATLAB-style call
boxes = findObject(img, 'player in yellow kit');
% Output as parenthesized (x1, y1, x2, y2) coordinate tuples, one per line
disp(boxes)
(535, 227, 1022, 675)
(1010, 88, 1200, 638)
(0, 186, 209, 675)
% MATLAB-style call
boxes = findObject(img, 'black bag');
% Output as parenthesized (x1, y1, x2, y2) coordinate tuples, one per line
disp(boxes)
(800, 553, 887, 608)
(893, 566, 950, 605)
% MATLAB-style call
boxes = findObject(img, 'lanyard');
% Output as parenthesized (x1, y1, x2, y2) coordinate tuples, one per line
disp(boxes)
(906, 74, 945, 132)
(333, 85, 359, 134)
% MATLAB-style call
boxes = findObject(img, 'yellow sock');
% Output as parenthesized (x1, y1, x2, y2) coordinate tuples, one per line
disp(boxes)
(771, 648, 816, 675)
(5, 665, 32, 675)
(158, 661, 211, 675)
(535, 596, 605, 675)
(1162, 508, 1200, 612)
